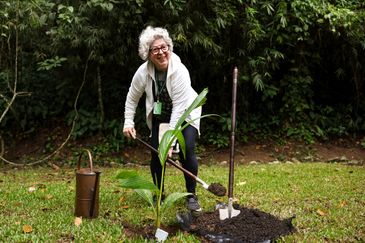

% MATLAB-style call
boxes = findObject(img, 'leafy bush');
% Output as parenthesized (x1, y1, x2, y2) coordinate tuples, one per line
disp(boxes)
(203, 114, 230, 148)
(1, 0, 364, 146)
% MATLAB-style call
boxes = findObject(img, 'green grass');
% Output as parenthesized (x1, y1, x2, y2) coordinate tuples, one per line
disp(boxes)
(0, 162, 364, 242)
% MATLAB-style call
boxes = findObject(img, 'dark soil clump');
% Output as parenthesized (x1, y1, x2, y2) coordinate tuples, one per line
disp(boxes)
(179, 206, 295, 242)
(121, 221, 180, 240)
(208, 183, 227, 196)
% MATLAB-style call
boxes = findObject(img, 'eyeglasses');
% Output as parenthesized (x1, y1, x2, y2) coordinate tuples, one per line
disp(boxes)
(150, 45, 169, 55)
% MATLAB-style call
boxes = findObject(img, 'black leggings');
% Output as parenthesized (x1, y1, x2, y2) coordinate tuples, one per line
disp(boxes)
(150, 118, 198, 194)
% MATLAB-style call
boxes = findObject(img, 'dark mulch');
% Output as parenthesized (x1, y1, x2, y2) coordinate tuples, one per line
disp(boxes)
(177, 205, 296, 243)
(121, 221, 181, 240)
(120, 205, 295, 242)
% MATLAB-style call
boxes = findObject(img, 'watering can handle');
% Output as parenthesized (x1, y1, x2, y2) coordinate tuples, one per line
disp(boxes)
(77, 149, 93, 172)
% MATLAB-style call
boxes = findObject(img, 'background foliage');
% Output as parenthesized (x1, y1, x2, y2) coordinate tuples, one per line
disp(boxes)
(1, 0, 364, 150)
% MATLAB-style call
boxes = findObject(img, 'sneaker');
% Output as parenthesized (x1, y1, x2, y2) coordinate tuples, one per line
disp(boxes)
(186, 195, 202, 212)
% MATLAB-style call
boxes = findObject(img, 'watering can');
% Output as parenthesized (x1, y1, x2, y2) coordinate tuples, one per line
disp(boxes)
(75, 149, 101, 218)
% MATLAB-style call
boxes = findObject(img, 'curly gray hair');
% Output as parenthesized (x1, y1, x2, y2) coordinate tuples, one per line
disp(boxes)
(138, 26, 173, 61)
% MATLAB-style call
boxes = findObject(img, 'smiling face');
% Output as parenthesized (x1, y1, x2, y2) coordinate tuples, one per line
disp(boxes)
(149, 38, 171, 72)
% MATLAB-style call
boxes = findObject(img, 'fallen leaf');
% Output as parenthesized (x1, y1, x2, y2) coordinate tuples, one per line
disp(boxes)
(339, 201, 347, 207)
(121, 205, 129, 209)
(272, 198, 280, 203)
(74, 217, 82, 227)
(48, 162, 60, 170)
(316, 209, 326, 216)
(28, 186, 36, 193)
(14, 202, 22, 207)
(119, 196, 125, 203)
(236, 181, 247, 186)
(23, 224, 33, 233)
(124, 153, 130, 158)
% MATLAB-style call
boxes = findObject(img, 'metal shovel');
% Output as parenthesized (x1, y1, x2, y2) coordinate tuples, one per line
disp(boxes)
(219, 67, 241, 220)
(135, 136, 226, 197)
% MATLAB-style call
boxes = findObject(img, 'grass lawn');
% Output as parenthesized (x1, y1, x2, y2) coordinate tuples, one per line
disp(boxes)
(0, 162, 364, 242)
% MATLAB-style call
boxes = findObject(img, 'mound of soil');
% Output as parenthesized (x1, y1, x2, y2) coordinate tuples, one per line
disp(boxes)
(177, 206, 295, 243)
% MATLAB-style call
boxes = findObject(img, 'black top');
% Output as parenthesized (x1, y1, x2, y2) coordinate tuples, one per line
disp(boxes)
(153, 70, 172, 122)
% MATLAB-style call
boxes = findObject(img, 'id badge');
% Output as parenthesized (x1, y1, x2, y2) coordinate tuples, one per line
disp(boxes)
(153, 101, 162, 115)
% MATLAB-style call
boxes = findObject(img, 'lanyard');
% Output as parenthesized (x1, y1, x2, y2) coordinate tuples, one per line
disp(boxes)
(154, 71, 167, 101)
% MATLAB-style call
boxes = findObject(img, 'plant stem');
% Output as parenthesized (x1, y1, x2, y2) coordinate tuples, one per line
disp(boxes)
(156, 163, 166, 228)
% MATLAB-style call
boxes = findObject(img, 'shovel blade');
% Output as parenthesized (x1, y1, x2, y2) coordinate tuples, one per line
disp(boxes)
(219, 208, 241, 220)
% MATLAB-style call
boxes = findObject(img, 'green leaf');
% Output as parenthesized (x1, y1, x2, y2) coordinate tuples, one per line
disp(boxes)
(158, 88, 211, 164)
(159, 129, 186, 164)
(116, 170, 138, 179)
(158, 130, 174, 165)
(134, 189, 155, 210)
(175, 88, 208, 130)
(174, 130, 186, 159)
(161, 192, 191, 214)
(117, 171, 159, 192)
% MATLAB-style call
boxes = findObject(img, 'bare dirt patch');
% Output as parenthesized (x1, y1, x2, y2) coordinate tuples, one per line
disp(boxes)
(122, 139, 365, 166)
(2, 126, 365, 167)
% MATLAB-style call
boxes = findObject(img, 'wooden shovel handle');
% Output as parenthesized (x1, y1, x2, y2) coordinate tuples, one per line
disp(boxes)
(135, 137, 201, 183)
(228, 67, 238, 198)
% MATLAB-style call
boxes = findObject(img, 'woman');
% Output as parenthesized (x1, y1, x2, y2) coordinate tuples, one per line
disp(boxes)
(123, 26, 202, 212)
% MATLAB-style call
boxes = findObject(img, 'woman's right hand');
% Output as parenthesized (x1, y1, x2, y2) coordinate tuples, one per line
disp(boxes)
(123, 127, 136, 139)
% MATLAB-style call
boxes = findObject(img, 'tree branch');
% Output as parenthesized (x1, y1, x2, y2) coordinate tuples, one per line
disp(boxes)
(0, 52, 91, 166)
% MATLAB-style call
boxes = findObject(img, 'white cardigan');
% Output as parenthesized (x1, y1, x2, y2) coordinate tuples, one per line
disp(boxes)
(123, 53, 201, 134)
